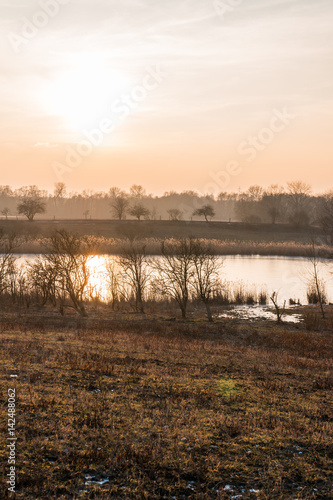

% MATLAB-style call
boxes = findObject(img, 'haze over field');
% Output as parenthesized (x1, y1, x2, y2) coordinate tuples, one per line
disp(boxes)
(0, 0, 332, 194)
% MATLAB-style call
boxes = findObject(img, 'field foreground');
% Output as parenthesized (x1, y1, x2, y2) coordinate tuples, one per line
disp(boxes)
(0, 314, 332, 499)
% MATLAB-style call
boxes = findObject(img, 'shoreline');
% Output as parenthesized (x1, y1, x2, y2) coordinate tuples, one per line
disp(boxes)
(11, 239, 333, 259)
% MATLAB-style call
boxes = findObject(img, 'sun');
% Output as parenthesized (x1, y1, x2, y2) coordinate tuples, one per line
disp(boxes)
(42, 57, 130, 133)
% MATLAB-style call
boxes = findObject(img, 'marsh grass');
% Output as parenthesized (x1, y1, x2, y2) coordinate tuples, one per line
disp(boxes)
(11, 235, 333, 259)
(0, 310, 332, 499)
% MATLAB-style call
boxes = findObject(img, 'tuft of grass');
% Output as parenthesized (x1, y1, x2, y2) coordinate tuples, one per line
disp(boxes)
(216, 377, 239, 399)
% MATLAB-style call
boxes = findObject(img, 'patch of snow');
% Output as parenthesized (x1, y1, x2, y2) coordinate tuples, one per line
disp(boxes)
(187, 481, 195, 490)
(85, 477, 109, 486)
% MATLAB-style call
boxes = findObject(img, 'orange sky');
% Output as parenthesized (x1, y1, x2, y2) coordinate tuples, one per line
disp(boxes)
(1, 0, 332, 195)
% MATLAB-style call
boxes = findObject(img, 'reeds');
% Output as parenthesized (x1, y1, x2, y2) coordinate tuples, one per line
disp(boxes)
(213, 281, 268, 306)
(12, 236, 333, 258)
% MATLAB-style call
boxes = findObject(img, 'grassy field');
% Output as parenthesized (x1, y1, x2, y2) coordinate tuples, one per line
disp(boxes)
(0, 220, 330, 257)
(0, 219, 324, 243)
(0, 308, 332, 499)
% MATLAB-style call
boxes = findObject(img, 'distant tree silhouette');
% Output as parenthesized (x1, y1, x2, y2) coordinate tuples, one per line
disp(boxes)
(109, 186, 124, 198)
(54, 182, 67, 200)
(193, 204, 215, 222)
(319, 190, 333, 244)
(109, 190, 129, 220)
(246, 185, 264, 201)
(129, 202, 149, 221)
(130, 184, 146, 199)
(167, 208, 183, 221)
(0, 185, 13, 197)
(1, 207, 10, 220)
(261, 185, 285, 224)
(17, 186, 46, 221)
(287, 181, 312, 226)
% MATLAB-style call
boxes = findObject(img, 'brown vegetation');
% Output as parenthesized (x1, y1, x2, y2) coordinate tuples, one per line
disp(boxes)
(0, 309, 332, 499)
(0, 219, 332, 258)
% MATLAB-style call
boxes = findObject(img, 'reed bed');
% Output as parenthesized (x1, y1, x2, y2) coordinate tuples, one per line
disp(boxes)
(13, 236, 333, 258)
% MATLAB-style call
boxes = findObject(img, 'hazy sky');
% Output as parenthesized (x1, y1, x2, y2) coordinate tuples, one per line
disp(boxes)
(0, 0, 332, 194)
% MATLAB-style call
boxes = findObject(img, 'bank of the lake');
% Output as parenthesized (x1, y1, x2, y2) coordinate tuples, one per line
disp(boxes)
(16, 254, 333, 305)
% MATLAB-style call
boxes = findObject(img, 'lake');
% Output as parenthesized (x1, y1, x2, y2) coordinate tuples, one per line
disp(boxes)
(16, 254, 333, 306)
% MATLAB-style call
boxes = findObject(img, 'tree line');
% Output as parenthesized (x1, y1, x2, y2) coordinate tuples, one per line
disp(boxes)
(0, 182, 332, 233)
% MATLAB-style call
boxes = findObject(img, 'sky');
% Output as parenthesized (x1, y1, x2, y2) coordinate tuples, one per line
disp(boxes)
(0, 0, 332, 195)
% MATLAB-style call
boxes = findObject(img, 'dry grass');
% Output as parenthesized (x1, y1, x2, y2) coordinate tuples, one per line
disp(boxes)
(0, 311, 332, 499)
(2, 219, 331, 258)
(12, 236, 333, 259)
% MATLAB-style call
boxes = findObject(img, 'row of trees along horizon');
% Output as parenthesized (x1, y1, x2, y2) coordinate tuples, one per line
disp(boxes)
(0, 181, 333, 229)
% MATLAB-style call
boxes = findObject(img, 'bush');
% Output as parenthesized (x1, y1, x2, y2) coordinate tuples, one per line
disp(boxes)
(306, 282, 327, 305)
(304, 312, 321, 331)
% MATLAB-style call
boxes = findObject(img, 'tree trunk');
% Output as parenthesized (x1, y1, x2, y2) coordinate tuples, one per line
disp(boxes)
(78, 304, 88, 317)
(204, 301, 213, 322)
(136, 290, 144, 313)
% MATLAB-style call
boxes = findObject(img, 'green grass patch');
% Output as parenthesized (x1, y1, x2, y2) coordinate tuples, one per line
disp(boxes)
(216, 377, 239, 399)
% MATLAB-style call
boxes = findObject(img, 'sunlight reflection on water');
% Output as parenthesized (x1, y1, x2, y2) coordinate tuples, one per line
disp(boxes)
(15, 254, 333, 306)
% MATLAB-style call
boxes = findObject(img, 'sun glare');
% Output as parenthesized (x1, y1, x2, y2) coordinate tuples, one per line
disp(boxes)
(42, 58, 130, 133)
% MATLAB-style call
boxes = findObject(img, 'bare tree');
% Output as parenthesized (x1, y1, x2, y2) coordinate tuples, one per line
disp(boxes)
(118, 242, 151, 313)
(319, 190, 333, 245)
(270, 292, 286, 324)
(54, 182, 67, 200)
(8, 264, 29, 307)
(130, 184, 146, 199)
(192, 204, 215, 222)
(129, 202, 150, 221)
(109, 190, 129, 220)
(0, 232, 17, 297)
(153, 239, 195, 319)
(109, 186, 124, 198)
(28, 258, 58, 307)
(191, 241, 222, 322)
(247, 185, 264, 201)
(104, 258, 122, 310)
(261, 185, 285, 224)
(1, 207, 10, 220)
(44, 230, 94, 317)
(287, 181, 312, 226)
(0, 185, 13, 197)
(167, 208, 183, 221)
(17, 186, 46, 221)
